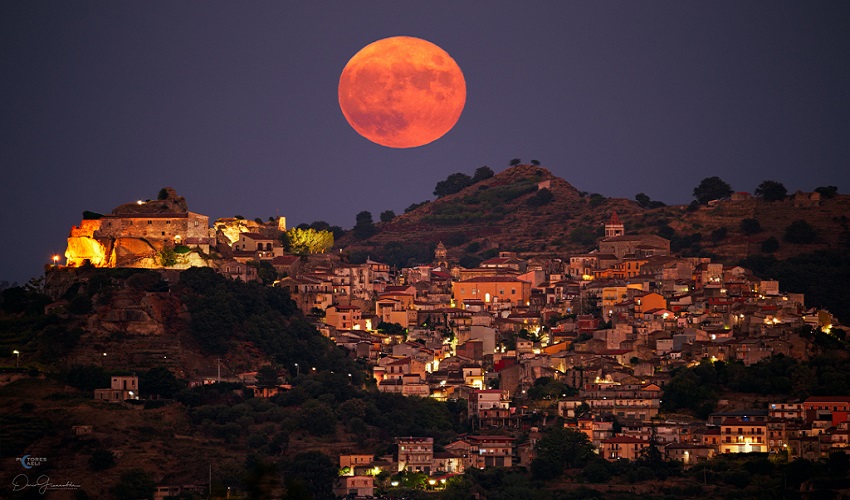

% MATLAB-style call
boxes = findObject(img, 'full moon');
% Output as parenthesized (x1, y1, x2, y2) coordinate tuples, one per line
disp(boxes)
(338, 36, 466, 148)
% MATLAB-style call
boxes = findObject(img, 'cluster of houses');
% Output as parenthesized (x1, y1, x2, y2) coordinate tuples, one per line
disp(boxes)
(77, 203, 845, 493)
(265, 212, 842, 484)
(269, 213, 832, 401)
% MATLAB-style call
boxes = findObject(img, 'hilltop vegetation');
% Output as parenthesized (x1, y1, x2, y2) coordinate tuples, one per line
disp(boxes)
(339, 164, 850, 320)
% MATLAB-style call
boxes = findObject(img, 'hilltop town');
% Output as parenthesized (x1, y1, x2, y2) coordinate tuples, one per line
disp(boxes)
(3, 172, 849, 498)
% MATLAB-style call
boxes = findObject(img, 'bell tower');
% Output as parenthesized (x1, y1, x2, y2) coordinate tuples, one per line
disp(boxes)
(434, 241, 448, 267)
(605, 211, 624, 238)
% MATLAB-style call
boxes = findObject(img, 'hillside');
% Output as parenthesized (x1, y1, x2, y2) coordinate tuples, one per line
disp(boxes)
(341, 164, 850, 267)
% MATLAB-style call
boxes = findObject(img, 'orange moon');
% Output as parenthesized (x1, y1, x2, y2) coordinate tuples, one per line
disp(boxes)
(338, 36, 466, 148)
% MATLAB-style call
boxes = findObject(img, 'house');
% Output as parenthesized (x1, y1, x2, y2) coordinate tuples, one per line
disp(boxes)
(271, 255, 301, 277)
(599, 436, 650, 461)
(153, 484, 206, 500)
(397, 437, 434, 474)
(73, 425, 93, 436)
(276, 275, 334, 315)
(339, 454, 374, 474)
(452, 276, 532, 307)
(665, 443, 715, 465)
(333, 476, 374, 498)
(599, 234, 670, 260)
(325, 305, 365, 331)
(466, 435, 515, 468)
(94, 376, 140, 403)
(468, 389, 512, 429)
(247, 384, 291, 398)
(719, 418, 767, 453)
(217, 259, 259, 282)
(433, 451, 464, 474)
(803, 396, 850, 425)
(232, 232, 278, 260)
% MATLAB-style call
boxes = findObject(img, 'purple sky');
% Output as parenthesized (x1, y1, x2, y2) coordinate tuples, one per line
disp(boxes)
(2, 2, 849, 285)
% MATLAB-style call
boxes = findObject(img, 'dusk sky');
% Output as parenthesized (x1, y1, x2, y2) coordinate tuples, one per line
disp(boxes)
(2, 2, 848, 285)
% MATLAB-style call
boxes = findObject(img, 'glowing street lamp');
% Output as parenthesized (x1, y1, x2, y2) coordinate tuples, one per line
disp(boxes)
(52, 255, 59, 267)
(13, 350, 20, 368)
(294, 363, 299, 377)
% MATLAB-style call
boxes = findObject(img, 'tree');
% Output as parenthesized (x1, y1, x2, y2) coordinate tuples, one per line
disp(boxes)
(740, 218, 762, 235)
(711, 227, 728, 243)
(404, 201, 429, 213)
(635, 192, 666, 209)
(111, 469, 155, 500)
(531, 159, 541, 166)
(660, 367, 718, 418)
(377, 322, 405, 335)
(380, 210, 396, 223)
(88, 448, 116, 471)
(755, 180, 788, 201)
(527, 188, 554, 207)
(285, 227, 334, 254)
(65, 365, 110, 392)
(248, 259, 278, 285)
(300, 400, 336, 436)
(158, 243, 178, 267)
(509, 158, 521, 166)
(433, 172, 473, 197)
(353, 211, 376, 239)
(693, 176, 732, 205)
(282, 451, 337, 500)
(472, 166, 494, 182)
(532, 427, 595, 480)
(256, 365, 280, 389)
(761, 236, 780, 253)
(657, 225, 675, 239)
(141, 366, 183, 398)
(784, 220, 817, 244)
(815, 185, 838, 199)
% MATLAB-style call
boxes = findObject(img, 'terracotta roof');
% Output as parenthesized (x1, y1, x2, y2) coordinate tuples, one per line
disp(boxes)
(103, 212, 189, 219)
(238, 232, 273, 240)
(272, 255, 299, 265)
(608, 211, 622, 225)
(721, 418, 766, 426)
(804, 396, 850, 404)
(460, 276, 527, 283)
(601, 436, 649, 444)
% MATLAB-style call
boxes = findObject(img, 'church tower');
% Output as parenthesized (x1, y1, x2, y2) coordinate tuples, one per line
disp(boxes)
(605, 211, 624, 238)
(434, 241, 448, 267)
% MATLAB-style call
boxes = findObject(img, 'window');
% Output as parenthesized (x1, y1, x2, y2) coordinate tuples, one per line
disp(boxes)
(148, 220, 152, 225)
(194, 221, 199, 227)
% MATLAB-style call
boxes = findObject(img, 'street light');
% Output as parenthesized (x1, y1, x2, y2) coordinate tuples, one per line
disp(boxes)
(13, 350, 20, 368)
(294, 363, 299, 377)
(52, 255, 59, 267)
